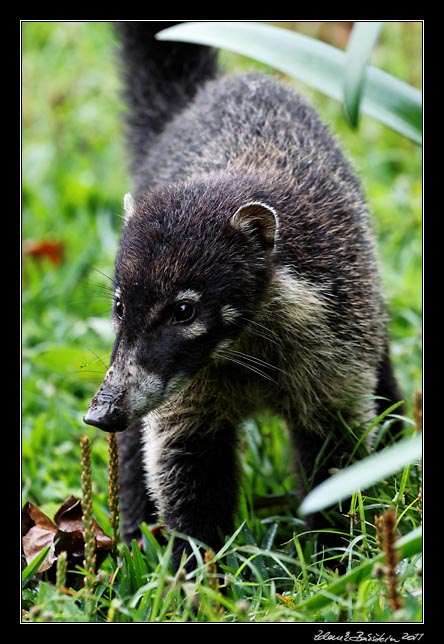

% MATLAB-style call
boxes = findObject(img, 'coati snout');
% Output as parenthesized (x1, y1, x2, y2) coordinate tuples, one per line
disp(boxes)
(84, 197, 279, 433)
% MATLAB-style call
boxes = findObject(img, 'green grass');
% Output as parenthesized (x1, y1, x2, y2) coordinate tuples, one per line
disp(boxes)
(22, 21, 422, 623)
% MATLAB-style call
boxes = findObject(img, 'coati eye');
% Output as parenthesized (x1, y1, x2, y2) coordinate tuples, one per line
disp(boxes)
(115, 297, 124, 320)
(172, 302, 196, 324)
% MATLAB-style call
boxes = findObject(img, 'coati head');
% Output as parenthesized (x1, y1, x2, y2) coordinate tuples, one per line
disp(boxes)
(84, 181, 279, 432)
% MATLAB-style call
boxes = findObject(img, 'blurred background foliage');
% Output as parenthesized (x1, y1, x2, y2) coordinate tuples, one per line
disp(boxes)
(22, 22, 422, 523)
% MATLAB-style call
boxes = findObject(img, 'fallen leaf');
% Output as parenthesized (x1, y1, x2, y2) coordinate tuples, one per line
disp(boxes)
(22, 503, 57, 573)
(22, 239, 65, 265)
(22, 496, 113, 588)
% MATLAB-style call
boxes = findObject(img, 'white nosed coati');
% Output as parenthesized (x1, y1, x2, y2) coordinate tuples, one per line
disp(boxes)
(84, 21, 402, 567)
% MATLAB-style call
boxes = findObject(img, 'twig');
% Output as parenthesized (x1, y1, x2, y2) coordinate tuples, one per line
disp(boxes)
(56, 550, 67, 590)
(374, 513, 384, 553)
(80, 435, 96, 594)
(204, 550, 222, 615)
(375, 508, 403, 612)
(107, 433, 120, 554)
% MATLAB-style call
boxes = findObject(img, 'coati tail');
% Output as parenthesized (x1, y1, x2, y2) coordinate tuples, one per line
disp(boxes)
(115, 21, 218, 177)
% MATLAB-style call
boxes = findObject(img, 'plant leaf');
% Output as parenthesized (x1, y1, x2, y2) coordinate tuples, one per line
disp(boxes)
(22, 496, 113, 588)
(299, 434, 422, 516)
(23, 239, 65, 265)
(343, 21, 383, 128)
(22, 502, 57, 573)
(157, 22, 344, 100)
(241, 524, 269, 581)
(131, 538, 147, 588)
(22, 546, 52, 588)
(157, 22, 422, 143)
(297, 525, 422, 611)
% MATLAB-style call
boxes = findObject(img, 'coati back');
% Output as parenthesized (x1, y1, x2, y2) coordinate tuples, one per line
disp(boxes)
(84, 22, 402, 566)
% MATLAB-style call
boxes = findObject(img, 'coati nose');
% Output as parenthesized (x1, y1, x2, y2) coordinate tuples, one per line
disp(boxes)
(83, 387, 128, 433)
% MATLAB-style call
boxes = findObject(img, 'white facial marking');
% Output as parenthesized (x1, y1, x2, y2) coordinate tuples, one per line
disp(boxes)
(106, 347, 164, 416)
(123, 192, 136, 223)
(126, 371, 163, 413)
(273, 267, 327, 321)
(180, 320, 207, 339)
(146, 301, 164, 325)
(220, 304, 240, 324)
(112, 287, 122, 333)
(175, 289, 201, 303)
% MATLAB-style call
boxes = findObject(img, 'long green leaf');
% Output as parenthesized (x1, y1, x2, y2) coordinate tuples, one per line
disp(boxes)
(299, 434, 422, 516)
(21, 545, 51, 588)
(241, 524, 269, 581)
(130, 539, 146, 589)
(343, 21, 383, 128)
(157, 22, 422, 143)
(149, 535, 174, 622)
(297, 525, 422, 611)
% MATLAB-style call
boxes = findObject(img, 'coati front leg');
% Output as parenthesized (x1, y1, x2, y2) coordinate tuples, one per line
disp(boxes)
(117, 421, 158, 543)
(287, 405, 374, 558)
(142, 404, 241, 569)
(290, 423, 350, 550)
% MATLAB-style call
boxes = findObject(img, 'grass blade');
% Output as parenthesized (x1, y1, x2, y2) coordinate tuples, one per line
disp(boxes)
(241, 524, 269, 581)
(22, 546, 51, 588)
(366, 61, 422, 143)
(348, 399, 404, 462)
(131, 539, 146, 588)
(299, 433, 422, 515)
(216, 520, 246, 558)
(343, 21, 383, 128)
(297, 525, 422, 611)
(149, 535, 174, 622)
(120, 544, 136, 597)
(157, 21, 422, 143)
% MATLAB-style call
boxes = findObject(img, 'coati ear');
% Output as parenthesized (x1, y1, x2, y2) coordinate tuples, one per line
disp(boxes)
(123, 192, 136, 223)
(230, 201, 279, 252)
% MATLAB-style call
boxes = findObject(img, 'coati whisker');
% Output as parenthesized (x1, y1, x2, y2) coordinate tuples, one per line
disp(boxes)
(223, 348, 287, 376)
(217, 351, 279, 384)
(71, 369, 109, 381)
(89, 292, 116, 303)
(92, 267, 114, 283)
(88, 280, 114, 294)
(81, 350, 111, 371)
(243, 326, 280, 348)
(87, 278, 115, 304)
(235, 317, 281, 347)
(244, 315, 278, 336)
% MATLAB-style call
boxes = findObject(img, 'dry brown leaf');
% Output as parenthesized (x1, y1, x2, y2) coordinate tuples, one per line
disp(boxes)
(22, 239, 65, 265)
(22, 502, 57, 573)
(22, 496, 113, 588)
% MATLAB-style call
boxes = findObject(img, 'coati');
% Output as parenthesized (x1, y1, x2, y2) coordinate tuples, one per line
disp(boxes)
(84, 21, 402, 567)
